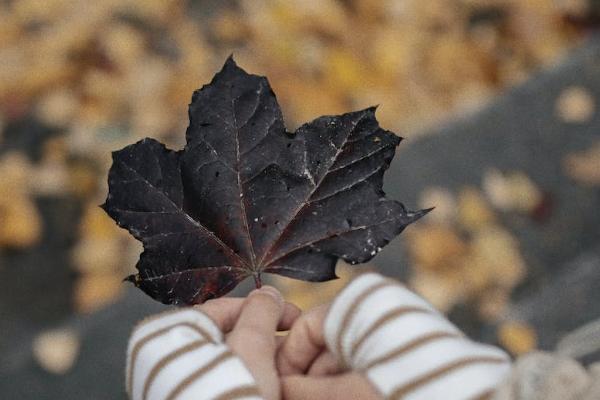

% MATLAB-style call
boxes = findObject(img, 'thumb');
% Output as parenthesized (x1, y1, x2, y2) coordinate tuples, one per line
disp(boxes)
(281, 372, 381, 400)
(226, 286, 284, 400)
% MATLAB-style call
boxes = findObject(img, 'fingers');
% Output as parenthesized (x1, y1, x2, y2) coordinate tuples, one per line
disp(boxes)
(230, 286, 285, 338)
(307, 351, 340, 376)
(197, 295, 301, 333)
(280, 302, 302, 331)
(282, 372, 382, 400)
(227, 286, 285, 400)
(277, 304, 329, 376)
(196, 298, 247, 333)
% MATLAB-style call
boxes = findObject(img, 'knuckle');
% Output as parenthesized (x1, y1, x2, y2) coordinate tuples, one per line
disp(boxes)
(247, 292, 277, 308)
(227, 327, 273, 349)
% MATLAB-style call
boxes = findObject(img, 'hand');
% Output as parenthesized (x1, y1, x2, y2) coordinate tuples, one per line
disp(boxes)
(196, 286, 301, 400)
(276, 304, 382, 400)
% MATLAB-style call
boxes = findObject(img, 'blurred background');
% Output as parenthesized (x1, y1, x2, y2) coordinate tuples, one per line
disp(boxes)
(1, 0, 600, 398)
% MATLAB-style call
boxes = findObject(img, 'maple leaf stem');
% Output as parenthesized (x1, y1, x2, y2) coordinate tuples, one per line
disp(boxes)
(253, 272, 262, 289)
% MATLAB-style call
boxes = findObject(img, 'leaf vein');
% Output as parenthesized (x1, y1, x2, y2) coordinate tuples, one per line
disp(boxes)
(257, 111, 371, 265)
(265, 216, 399, 266)
(116, 160, 248, 268)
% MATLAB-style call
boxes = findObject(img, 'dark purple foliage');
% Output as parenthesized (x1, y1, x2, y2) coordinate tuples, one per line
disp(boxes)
(102, 57, 428, 305)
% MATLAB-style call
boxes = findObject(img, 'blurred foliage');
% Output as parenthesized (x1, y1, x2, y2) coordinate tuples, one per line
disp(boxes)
(0, 0, 597, 366)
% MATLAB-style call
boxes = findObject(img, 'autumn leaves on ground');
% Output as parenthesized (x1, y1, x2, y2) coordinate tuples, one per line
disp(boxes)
(1, 0, 599, 375)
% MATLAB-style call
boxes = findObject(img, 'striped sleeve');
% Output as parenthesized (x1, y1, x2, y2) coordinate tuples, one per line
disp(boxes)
(324, 273, 511, 400)
(126, 308, 262, 400)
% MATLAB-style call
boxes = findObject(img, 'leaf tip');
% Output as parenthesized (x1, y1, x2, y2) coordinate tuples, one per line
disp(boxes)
(223, 54, 239, 70)
(216, 54, 252, 81)
(124, 274, 140, 286)
(411, 207, 435, 221)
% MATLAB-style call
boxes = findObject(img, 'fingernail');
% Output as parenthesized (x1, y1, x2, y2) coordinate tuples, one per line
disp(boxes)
(253, 285, 282, 303)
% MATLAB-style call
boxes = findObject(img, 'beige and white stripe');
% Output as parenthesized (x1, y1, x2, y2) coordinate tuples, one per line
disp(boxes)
(126, 309, 261, 400)
(324, 273, 511, 400)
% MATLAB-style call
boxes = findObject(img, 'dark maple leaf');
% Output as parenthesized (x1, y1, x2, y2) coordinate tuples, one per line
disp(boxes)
(102, 57, 430, 305)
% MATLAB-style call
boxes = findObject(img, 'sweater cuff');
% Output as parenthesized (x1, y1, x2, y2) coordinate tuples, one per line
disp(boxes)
(126, 308, 261, 400)
(324, 272, 511, 400)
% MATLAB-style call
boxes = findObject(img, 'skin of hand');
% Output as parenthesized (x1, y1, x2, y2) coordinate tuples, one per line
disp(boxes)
(276, 305, 382, 400)
(195, 286, 301, 400)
